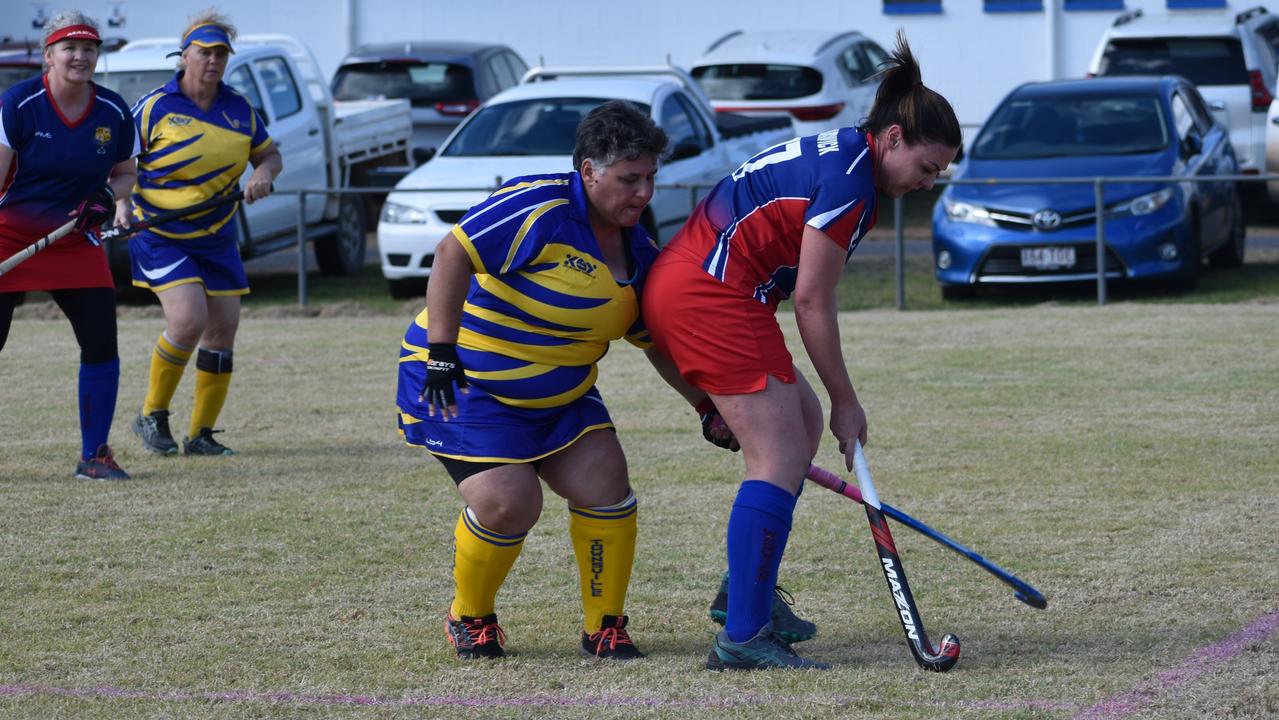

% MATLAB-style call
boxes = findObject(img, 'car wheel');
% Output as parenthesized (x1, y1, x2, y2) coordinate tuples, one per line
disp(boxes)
(1172, 213, 1201, 292)
(940, 284, 975, 301)
(315, 196, 367, 276)
(1209, 191, 1246, 269)
(388, 278, 426, 300)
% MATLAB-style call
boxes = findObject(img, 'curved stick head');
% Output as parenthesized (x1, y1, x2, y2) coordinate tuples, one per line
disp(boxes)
(1016, 590, 1049, 610)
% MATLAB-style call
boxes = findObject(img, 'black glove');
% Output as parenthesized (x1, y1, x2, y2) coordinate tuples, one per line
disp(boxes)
(73, 185, 116, 244)
(696, 398, 739, 452)
(420, 342, 468, 419)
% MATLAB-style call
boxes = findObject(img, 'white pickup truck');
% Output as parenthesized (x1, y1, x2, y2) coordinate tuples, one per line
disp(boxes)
(96, 35, 413, 277)
(377, 65, 793, 298)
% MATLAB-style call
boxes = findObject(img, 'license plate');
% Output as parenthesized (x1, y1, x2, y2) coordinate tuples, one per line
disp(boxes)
(1020, 246, 1076, 270)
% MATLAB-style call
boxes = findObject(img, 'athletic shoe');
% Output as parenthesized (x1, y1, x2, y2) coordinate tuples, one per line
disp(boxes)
(132, 411, 179, 455)
(708, 572, 818, 643)
(445, 613, 506, 659)
(705, 623, 830, 671)
(74, 444, 131, 481)
(581, 614, 645, 660)
(183, 428, 235, 456)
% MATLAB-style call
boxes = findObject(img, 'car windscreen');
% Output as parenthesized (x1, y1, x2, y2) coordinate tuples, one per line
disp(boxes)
(95, 70, 173, 106)
(690, 64, 823, 100)
(441, 97, 650, 157)
(332, 61, 476, 106)
(1097, 38, 1248, 86)
(971, 95, 1170, 160)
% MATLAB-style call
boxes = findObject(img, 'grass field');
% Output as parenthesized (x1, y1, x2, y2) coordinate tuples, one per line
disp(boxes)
(1, 300, 1276, 719)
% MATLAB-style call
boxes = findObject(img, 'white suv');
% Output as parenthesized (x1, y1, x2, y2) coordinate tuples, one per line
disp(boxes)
(690, 29, 887, 138)
(1088, 6, 1279, 181)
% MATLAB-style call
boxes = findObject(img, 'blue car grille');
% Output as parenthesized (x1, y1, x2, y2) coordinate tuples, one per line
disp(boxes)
(989, 209, 1097, 232)
(978, 243, 1127, 277)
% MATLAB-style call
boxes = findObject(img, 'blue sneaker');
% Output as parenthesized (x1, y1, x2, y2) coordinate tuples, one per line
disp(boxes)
(708, 572, 818, 643)
(706, 623, 830, 671)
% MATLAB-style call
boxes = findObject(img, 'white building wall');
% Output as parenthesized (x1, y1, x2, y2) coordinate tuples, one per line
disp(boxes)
(6, 0, 1277, 131)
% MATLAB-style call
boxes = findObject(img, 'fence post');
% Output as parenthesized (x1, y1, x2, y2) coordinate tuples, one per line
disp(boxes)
(296, 191, 308, 307)
(1094, 178, 1106, 306)
(895, 195, 905, 310)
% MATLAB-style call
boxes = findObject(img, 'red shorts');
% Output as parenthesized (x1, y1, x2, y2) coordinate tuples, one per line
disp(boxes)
(643, 248, 794, 395)
(0, 229, 113, 293)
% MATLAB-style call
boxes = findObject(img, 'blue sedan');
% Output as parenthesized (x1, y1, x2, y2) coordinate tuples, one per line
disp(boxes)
(933, 76, 1246, 298)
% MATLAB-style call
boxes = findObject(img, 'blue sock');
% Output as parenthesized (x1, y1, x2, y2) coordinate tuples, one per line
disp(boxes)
(78, 358, 120, 460)
(725, 480, 797, 642)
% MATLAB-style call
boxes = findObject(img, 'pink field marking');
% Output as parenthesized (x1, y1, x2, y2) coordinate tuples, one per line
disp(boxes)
(1073, 610, 1279, 720)
(0, 683, 1073, 712)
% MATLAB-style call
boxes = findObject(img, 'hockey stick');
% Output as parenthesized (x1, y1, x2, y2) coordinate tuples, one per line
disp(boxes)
(847, 441, 961, 672)
(807, 463, 1048, 610)
(0, 190, 245, 278)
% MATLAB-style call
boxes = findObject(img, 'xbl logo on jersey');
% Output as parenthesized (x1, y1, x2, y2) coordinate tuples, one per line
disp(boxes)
(563, 254, 597, 277)
(93, 126, 112, 155)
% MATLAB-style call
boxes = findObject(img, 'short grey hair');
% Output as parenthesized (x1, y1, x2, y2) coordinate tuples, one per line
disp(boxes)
(572, 100, 668, 172)
(42, 10, 101, 71)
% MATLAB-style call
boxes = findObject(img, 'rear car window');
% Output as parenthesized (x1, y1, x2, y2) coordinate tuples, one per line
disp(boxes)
(332, 61, 476, 107)
(1097, 38, 1249, 86)
(691, 64, 823, 101)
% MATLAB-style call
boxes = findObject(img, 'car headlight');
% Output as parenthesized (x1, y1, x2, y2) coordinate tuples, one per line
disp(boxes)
(381, 202, 430, 224)
(942, 197, 997, 227)
(1116, 188, 1174, 217)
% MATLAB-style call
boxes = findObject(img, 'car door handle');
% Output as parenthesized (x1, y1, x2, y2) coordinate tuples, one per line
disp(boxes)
(1208, 101, 1227, 111)
(308, 128, 320, 136)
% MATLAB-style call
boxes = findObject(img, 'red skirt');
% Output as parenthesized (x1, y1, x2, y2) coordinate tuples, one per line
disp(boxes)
(0, 228, 114, 293)
(643, 247, 795, 396)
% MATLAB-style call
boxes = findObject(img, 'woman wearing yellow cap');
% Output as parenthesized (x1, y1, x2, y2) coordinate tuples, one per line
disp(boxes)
(128, 10, 282, 458)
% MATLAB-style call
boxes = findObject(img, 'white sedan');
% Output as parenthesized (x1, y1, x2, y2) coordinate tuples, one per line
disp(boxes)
(376, 72, 789, 298)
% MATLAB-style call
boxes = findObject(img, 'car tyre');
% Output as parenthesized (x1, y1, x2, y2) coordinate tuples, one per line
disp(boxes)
(940, 284, 975, 301)
(388, 278, 426, 300)
(1209, 191, 1246, 269)
(315, 195, 367, 276)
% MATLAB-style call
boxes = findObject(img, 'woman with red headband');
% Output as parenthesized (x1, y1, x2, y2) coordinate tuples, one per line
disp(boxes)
(0, 10, 139, 480)
(127, 10, 281, 459)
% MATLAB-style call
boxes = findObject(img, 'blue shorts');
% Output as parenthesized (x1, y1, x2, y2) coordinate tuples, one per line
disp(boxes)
(129, 228, 249, 295)
(396, 347, 614, 463)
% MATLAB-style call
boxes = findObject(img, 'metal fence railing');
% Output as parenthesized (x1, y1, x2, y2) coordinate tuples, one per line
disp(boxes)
(285, 173, 1265, 308)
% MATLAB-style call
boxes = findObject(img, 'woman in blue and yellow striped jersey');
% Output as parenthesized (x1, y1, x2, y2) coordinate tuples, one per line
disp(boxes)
(127, 10, 282, 459)
(396, 101, 724, 661)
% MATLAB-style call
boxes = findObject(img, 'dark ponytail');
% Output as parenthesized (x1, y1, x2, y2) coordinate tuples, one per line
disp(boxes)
(863, 31, 961, 149)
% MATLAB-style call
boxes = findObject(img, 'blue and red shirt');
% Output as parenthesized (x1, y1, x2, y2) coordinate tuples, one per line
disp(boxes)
(668, 127, 878, 306)
(0, 74, 135, 242)
(0, 74, 136, 291)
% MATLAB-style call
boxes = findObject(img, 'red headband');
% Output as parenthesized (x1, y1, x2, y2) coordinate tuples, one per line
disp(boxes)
(45, 24, 102, 48)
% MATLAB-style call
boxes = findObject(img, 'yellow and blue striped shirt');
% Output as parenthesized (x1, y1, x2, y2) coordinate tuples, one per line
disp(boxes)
(403, 172, 659, 409)
(130, 72, 272, 241)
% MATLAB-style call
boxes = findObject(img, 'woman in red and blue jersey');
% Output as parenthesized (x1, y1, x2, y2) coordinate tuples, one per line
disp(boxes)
(0, 12, 139, 481)
(643, 33, 963, 670)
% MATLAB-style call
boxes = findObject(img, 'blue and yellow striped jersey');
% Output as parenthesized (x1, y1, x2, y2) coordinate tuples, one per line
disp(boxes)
(130, 72, 272, 241)
(402, 172, 660, 409)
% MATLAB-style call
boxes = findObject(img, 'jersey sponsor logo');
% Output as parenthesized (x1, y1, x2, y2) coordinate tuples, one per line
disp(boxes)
(423, 438, 444, 448)
(35, 131, 53, 140)
(167, 115, 193, 127)
(138, 256, 188, 280)
(817, 129, 840, 156)
(94, 126, 112, 154)
(563, 253, 597, 277)
(221, 111, 241, 129)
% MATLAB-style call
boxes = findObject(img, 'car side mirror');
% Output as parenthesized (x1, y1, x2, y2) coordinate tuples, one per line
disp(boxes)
(669, 141, 702, 161)
(413, 146, 437, 165)
(1181, 132, 1202, 159)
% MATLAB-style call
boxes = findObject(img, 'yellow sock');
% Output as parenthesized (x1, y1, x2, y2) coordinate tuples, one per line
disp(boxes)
(569, 491, 638, 633)
(189, 348, 232, 438)
(142, 333, 192, 415)
(450, 507, 526, 619)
